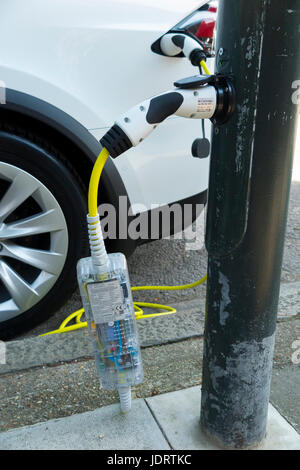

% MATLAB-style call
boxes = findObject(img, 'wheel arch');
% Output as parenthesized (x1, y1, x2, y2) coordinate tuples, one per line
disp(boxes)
(1, 89, 124, 198)
(0, 89, 137, 256)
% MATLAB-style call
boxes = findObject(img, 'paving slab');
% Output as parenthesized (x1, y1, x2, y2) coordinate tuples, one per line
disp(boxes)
(1, 385, 299, 451)
(0, 399, 170, 450)
(270, 365, 300, 434)
(146, 387, 300, 450)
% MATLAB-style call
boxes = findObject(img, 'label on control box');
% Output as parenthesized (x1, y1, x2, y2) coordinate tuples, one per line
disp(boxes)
(87, 279, 125, 324)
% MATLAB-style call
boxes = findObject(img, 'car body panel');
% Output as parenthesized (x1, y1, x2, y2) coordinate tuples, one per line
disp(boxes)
(0, 0, 212, 211)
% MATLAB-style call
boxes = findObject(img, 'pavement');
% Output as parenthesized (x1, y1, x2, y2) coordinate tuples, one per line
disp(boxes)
(0, 386, 300, 450)
(0, 123, 299, 450)
(0, 281, 299, 449)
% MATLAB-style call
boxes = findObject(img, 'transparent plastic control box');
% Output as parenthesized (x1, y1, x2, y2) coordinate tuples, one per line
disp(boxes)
(77, 253, 144, 390)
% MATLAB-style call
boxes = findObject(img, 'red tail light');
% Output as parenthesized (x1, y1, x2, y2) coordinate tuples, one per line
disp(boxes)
(208, 5, 217, 13)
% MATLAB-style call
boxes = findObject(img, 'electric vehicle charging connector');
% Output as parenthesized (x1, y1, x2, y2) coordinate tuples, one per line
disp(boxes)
(160, 32, 208, 67)
(101, 74, 235, 158)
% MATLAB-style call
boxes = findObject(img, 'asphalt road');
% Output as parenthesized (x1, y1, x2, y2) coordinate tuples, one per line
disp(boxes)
(18, 121, 300, 339)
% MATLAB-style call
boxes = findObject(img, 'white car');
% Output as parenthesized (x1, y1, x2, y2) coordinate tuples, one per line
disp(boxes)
(0, 0, 216, 338)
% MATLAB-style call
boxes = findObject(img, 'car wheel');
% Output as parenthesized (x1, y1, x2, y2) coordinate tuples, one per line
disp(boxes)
(0, 127, 88, 339)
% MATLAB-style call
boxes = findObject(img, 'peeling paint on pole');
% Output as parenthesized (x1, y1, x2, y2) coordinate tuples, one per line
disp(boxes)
(218, 272, 230, 326)
(202, 335, 275, 449)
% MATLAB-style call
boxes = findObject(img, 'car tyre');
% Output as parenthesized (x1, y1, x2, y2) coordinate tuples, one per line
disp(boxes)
(0, 125, 89, 339)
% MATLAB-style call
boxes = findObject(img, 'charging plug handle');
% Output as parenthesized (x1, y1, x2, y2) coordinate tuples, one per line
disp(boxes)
(100, 75, 235, 158)
(100, 124, 133, 159)
(190, 48, 207, 66)
(174, 73, 236, 125)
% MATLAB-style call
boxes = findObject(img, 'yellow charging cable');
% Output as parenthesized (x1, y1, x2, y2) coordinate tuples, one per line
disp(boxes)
(200, 60, 210, 75)
(40, 274, 207, 336)
(41, 61, 211, 337)
(88, 147, 110, 217)
(40, 146, 207, 336)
